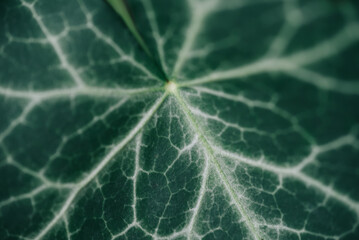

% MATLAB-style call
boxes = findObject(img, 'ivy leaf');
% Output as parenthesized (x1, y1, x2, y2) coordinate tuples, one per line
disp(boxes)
(1, 0, 359, 240)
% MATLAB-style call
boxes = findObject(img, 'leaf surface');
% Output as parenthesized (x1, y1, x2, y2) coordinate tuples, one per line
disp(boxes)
(1, 0, 359, 239)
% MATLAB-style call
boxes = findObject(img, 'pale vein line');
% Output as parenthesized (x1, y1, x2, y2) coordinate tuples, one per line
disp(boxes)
(0, 85, 162, 100)
(287, 23, 359, 66)
(172, 0, 218, 76)
(132, 133, 141, 223)
(0, 100, 38, 142)
(262, 222, 348, 239)
(142, 0, 169, 74)
(180, 23, 359, 92)
(265, 0, 332, 58)
(283, 65, 359, 95)
(188, 105, 267, 137)
(190, 86, 315, 143)
(42, 98, 129, 174)
(155, 133, 209, 239)
(7, 157, 73, 188)
(63, 215, 71, 240)
(22, 1, 86, 87)
(77, 0, 161, 81)
(111, 223, 136, 239)
(178, 59, 279, 87)
(32, 92, 168, 240)
(186, 150, 209, 238)
(88, 23, 160, 81)
(264, 0, 303, 58)
(181, 57, 359, 95)
(0, 85, 162, 147)
(214, 143, 359, 217)
(172, 89, 262, 240)
(0, 185, 48, 208)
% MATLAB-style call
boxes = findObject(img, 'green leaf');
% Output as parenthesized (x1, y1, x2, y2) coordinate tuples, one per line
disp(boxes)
(1, 0, 359, 240)
(106, 0, 151, 57)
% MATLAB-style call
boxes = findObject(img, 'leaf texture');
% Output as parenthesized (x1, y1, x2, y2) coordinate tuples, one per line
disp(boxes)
(0, 0, 359, 239)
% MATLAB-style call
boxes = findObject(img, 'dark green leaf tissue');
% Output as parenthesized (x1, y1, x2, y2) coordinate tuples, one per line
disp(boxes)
(0, 0, 359, 239)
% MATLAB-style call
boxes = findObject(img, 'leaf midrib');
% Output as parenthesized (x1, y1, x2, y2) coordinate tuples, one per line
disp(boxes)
(171, 88, 263, 240)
